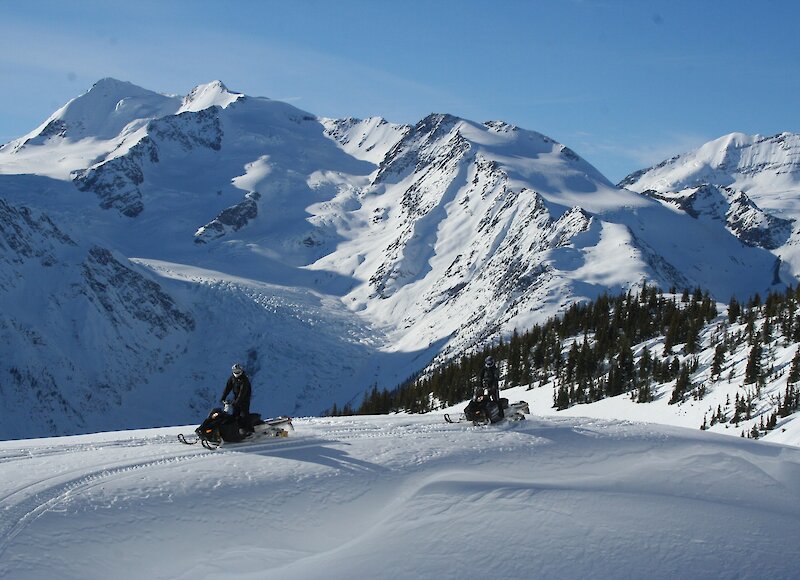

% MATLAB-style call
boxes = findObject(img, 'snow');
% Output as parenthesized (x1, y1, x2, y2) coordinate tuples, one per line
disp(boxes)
(179, 80, 243, 113)
(1, 79, 799, 441)
(621, 131, 800, 269)
(2, 83, 800, 574)
(1, 413, 799, 579)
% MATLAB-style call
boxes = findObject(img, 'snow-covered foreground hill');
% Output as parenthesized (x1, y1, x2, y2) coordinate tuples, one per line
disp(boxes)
(2, 412, 799, 579)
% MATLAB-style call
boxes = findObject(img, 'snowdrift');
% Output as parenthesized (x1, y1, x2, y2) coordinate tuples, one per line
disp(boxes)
(1, 413, 799, 579)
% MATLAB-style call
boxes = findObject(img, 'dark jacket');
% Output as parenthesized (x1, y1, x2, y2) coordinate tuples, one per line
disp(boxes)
(221, 373, 252, 414)
(479, 365, 500, 403)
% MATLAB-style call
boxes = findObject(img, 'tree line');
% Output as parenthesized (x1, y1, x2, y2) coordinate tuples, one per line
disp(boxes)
(335, 284, 800, 434)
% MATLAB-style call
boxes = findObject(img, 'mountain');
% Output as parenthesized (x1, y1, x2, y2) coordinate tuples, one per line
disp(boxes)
(0, 80, 795, 438)
(0, 197, 196, 435)
(619, 132, 800, 196)
(619, 131, 800, 273)
(1, 414, 799, 579)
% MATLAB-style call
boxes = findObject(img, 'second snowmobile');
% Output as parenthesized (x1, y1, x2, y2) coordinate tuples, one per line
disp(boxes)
(445, 393, 530, 425)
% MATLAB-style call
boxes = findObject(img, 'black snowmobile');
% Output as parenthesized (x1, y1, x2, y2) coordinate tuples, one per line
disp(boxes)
(445, 391, 530, 425)
(179, 401, 293, 450)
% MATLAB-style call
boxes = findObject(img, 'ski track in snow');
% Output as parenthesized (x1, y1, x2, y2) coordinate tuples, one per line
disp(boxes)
(1, 414, 800, 579)
(0, 436, 212, 558)
(0, 430, 346, 558)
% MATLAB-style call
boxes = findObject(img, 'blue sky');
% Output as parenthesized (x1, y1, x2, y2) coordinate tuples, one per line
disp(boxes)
(1, 0, 798, 182)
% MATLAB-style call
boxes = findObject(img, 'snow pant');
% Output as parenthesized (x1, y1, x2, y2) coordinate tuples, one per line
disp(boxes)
(234, 400, 252, 432)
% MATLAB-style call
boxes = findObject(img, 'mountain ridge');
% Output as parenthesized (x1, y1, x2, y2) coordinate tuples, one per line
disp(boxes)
(0, 78, 797, 438)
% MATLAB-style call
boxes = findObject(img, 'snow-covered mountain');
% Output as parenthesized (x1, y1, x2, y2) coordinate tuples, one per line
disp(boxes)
(0, 198, 195, 435)
(0, 80, 796, 438)
(620, 131, 800, 273)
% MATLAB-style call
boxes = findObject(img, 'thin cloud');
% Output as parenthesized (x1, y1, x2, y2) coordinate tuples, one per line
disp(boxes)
(580, 132, 714, 168)
(0, 12, 460, 126)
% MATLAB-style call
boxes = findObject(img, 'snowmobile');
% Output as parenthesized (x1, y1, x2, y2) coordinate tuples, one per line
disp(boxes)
(178, 401, 293, 450)
(444, 392, 530, 425)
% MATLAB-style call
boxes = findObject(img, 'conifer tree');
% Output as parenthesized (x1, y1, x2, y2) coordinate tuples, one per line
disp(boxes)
(731, 393, 743, 425)
(669, 365, 691, 404)
(711, 343, 725, 380)
(728, 296, 741, 323)
(788, 348, 800, 385)
(684, 319, 700, 354)
(745, 341, 763, 385)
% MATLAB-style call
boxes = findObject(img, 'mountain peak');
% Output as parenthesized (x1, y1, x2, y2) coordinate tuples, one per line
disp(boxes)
(620, 131, 800, 194)
(90, 77, 145, 92)
(179, 80, 242, 113)
(8, 78, 181, 147)
(77, 78, 169, 111)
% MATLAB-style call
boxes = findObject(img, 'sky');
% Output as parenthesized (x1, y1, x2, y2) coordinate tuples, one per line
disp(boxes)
(0, 0, 798, 183)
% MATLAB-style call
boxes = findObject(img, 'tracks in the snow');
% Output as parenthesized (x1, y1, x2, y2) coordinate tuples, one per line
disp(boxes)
(0, 438, 209, 558)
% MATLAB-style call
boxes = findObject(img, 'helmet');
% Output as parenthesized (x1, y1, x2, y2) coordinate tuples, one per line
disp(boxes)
(485, 356, 495, 368)
(231, 363, 244, 377)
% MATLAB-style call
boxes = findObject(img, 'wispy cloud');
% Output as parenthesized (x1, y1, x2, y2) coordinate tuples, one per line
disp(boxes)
(566, 130, 716, 182)
(580, 131, 713, 166)
(0, 8, 461, 128)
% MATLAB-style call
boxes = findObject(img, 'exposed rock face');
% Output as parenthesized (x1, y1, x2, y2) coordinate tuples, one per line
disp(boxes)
(641, 184, 794, 250)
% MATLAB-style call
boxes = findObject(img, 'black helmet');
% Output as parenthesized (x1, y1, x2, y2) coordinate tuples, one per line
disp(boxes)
(485, 356, 494, 368)
(231, 363, 244, 377)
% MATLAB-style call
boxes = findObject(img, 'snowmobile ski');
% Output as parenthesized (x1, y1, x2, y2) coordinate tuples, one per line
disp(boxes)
(444, 412, 490, 426)
(444, 413, 466, 424)
(177, 433, 199, 445)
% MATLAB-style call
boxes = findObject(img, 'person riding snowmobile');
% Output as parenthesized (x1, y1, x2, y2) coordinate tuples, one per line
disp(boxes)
(220, 363, 253, 433)
(479, 356, 503, 418)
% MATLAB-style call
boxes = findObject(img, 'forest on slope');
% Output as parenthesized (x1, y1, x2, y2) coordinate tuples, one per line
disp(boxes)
(346, 284, 800, 439)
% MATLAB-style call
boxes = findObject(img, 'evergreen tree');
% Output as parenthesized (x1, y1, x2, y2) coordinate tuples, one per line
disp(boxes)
(788, 348, 800, 385)
(711, 343, 725, 380)
(745, 341, 763, 385)
(728, 296, 741, 323)
(684, 319, 700, 354)
(669, 365, 691, 404)
(616, 335, 636, 392)
(731, 393, 744, 425)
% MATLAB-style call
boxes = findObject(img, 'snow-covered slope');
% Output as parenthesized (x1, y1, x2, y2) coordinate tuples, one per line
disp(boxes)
(620, 132, 800, 202)
(0, 81, 796, 437)
(1, 415, 799, 580)
(620, 131, 800, 277)
(0, 78, 182, 180)
(0, 198, 197, 435)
